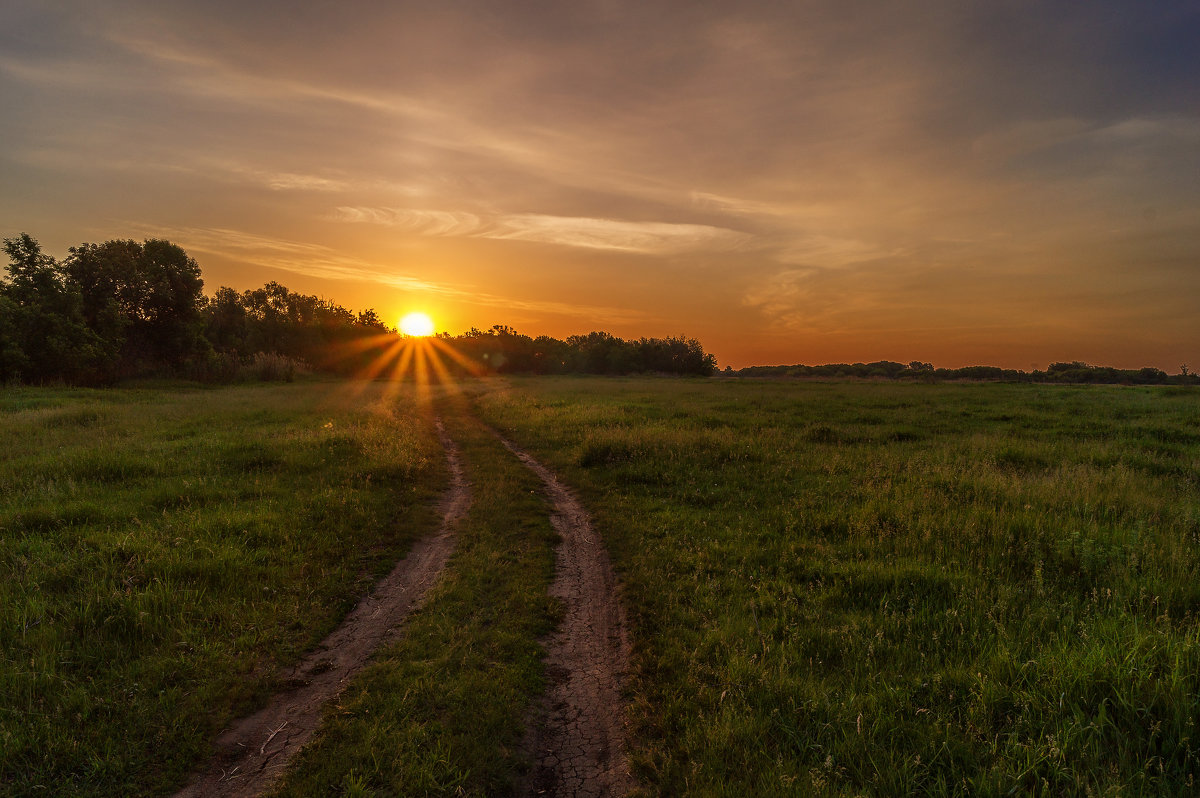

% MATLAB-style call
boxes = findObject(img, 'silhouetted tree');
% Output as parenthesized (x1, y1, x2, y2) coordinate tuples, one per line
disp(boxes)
(1, 234, 104, 382)
(63, 238, 207, 376)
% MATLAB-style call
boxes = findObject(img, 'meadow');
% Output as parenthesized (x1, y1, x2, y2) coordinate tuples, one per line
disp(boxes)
(4, 375, 1200, 796)
(0, 380, 447, 795)
(475, 377, 1200, 796)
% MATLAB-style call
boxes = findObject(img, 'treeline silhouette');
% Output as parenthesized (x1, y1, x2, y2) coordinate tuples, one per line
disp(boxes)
(732, 360, 1198, 385)
(1, 233, 716, 384)
(445, 326, 715, 376)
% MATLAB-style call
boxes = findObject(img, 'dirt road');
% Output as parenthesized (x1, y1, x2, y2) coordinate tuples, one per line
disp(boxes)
(173, 415, 633, 797)
(173, 420, 469, 798)
(498, 432, 635, 798)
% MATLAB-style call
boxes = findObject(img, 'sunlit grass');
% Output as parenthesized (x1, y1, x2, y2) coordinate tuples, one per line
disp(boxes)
(474, 377, 1200, 796)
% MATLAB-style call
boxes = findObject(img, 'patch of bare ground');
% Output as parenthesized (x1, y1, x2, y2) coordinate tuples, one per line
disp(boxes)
(496, 433, 635, 798)
(173, 419, 469, 798)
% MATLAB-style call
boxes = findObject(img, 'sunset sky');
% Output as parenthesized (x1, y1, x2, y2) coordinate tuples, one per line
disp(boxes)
(2, 1, 1197, 369)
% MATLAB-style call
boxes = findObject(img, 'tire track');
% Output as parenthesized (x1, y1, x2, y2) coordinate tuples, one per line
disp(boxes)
(174, 418, 469, 798)
(495, 432, 635, 798)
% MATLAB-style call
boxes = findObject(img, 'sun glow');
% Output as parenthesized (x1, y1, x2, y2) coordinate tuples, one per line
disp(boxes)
(399, 312, 435, 337)
(327, 314, 483, 411)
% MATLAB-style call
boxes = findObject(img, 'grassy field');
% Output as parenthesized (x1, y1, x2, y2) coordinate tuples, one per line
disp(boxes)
(6, 375, 1200, 796)
(0, 380, 446, 796)
(474, 377, 1200, 796)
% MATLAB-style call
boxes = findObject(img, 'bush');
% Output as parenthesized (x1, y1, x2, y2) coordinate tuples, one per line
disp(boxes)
(244, 352, 306, 382)
(189, 351, 243, 384)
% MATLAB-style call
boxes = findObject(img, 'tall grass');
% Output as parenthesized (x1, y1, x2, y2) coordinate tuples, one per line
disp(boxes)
(0, 380, 444, 796)
(475, 378, 1200, 796)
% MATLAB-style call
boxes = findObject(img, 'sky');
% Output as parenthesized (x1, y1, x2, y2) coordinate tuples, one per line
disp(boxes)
(2, 1, 1198, 369)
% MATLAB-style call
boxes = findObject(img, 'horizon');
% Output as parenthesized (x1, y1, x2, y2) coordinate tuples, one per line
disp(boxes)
(3, 2, 1198, 371)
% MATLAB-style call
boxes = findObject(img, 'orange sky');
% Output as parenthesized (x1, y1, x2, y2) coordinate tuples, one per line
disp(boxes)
(2, 1, 1198, 369)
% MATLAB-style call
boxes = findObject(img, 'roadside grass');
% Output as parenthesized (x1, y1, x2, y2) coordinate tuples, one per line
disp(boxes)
(474, 377, 1200, 796)
(0, 380, 445, 797)
(271, 388, 560, 797)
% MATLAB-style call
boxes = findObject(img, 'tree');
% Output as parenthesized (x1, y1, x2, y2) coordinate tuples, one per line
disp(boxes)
(0, 295, 31, 381)
(63, 238, 208, 374)
(134, 239, 207, 368)
(2, 234, 104, 382)
(203, 286, 250, 354)
(357, 308, 387, 331)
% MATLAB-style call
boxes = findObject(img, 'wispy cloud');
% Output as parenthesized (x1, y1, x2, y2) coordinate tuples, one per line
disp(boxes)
(104, 31, 446, 123)
(125, 223, 645, 324)
(332, 208, 483, 236)
(334, 207, 747, 255)
(125, 225, 449, 293)
(492, 214, 747, 254)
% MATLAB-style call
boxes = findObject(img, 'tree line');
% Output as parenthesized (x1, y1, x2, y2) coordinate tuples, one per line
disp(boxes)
(444, 326, 715, 376)
(1, 233, 717, 384)
(731, 360, 1198, 385)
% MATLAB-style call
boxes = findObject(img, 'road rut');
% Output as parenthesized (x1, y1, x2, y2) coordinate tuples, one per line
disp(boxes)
(497, 433, 635, 798)
(173, 419, 469, 798)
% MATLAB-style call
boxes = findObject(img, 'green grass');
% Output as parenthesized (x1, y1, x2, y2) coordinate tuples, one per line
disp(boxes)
(270, 389, 560, 796)
(473, 377, 1200, 796)
(0, 380, 445, 797)
(9, 375, 1200, 796)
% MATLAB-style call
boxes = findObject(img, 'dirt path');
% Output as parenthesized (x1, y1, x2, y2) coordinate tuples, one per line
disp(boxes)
(496, 433, 635, 798)
(173, 419, 469, 798)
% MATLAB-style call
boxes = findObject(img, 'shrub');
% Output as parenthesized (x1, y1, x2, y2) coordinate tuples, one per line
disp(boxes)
(244, 352, 307, 382)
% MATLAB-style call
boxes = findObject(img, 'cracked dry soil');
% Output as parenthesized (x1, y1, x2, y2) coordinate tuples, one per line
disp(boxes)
(173, 419, 469, 798)
(498, 434, 635, 798)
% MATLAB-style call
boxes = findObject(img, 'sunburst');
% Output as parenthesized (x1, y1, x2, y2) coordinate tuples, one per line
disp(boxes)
(399, 312, 435, 337)
(325, 318, 484, 407)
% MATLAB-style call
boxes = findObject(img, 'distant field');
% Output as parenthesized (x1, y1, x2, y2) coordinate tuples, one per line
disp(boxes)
(0, 380, 445, 796)
(475, 377, 1200, 796)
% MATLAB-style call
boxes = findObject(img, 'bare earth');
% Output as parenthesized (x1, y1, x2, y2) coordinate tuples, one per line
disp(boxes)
(173, 419, 469, 798)
(497, 433, 635, 798)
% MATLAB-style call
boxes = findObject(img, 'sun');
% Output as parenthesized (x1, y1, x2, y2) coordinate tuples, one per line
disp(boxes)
(399, 312, 435, 337)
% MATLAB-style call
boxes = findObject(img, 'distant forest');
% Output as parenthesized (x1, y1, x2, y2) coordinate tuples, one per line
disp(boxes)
(732, 361, 1198, 385)
(0, 234, 716, 384)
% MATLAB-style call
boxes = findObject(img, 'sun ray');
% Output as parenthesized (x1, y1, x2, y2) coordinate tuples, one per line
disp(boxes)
(426, 340, 461, 397)
(333, 335, 405, 405)
(429, 336, 487, 376)
(357, 336, 406, 381)
(317, 322, 488, 414)
(413, 340, 433, 405)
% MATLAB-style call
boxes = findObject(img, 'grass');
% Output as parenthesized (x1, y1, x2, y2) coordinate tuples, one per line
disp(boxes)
(0, 379, 445, 797)
(8, 375, 1200, 796)
(270, 388, 560, 796)
(473, 377, 1200, 796)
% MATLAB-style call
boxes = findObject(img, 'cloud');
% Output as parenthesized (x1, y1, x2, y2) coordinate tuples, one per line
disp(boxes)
(970, 118, 1090, 162)
(331, 208, 483, 236)
(124, 225, 449, 293)
(334, 207, 748, 255)
(260, 172, 349, 192)
(775, 235, 897, 268)
(489, 215, 747, 254)
(124, 223, 646, 325)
